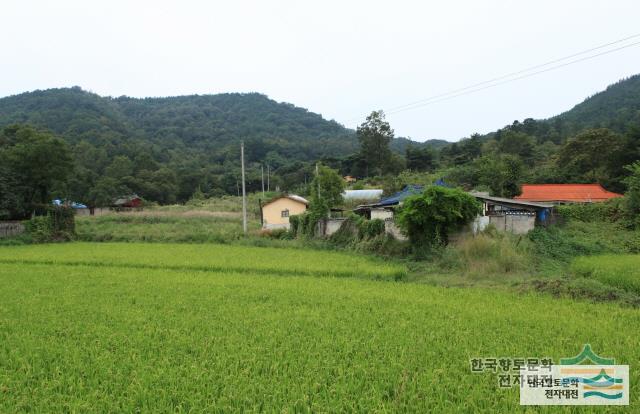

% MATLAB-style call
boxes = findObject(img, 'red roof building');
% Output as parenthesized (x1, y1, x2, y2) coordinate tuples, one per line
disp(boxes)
(515, 184, 623, 203)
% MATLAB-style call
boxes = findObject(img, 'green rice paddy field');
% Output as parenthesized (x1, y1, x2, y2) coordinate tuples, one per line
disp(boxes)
(571, 254, 640, 295)
(0, 243, 638, 412)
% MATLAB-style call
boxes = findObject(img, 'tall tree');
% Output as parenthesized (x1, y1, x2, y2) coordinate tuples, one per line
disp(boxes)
(357, 110, 394, 176)
(556, 128, 628, 191)
(0, 125, 72, 217)
(310, 164, 345, 208)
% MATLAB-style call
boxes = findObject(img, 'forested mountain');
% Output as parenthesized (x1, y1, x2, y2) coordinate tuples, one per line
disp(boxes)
(1, 74, 639, 216)
(0, 87, 358, 161)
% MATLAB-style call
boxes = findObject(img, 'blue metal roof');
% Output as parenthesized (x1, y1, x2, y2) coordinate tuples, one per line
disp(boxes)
(377, 185, 424, 206)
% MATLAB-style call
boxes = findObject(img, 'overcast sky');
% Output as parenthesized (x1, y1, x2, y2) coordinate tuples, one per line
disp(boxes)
(2, 1, 639, 141)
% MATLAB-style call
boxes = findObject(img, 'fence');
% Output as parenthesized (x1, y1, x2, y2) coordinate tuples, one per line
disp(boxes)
(0, 221, 25, 238)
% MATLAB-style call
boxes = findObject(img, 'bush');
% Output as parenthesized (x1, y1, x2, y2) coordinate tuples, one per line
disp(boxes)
(396, 186, 481, 248)
(25, 206, 75, 242)
(289, 215, 300, 237)
(556, 199, 625, 223)
(360, 219, 385, 239)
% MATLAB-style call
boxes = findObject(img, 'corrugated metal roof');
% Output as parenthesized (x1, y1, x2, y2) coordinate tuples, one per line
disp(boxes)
(342, 189, 383, 200)
(263, 194, 309, 206)
(470, 192, 554, 209)
(377, 185, 424, 206)
(515, 184, 623, 202)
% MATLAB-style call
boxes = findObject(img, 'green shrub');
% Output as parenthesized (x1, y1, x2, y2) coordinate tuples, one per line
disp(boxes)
(289, 215, 300, 237)
(556, 199, 625, 223)
(396, 186, 480, 248)
(25, 206, 75, 243)
(360, 219, 385, 239)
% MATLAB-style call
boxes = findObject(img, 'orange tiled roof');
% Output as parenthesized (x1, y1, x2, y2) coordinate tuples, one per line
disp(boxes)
(515, 184, 623, 202)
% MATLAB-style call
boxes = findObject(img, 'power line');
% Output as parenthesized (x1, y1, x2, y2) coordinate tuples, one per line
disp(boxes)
(346, 33, 640, 122)
(385, 40, 640, 116)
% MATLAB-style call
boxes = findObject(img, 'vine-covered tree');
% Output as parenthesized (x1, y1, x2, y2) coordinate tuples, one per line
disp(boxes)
(396, 186, 480, 249)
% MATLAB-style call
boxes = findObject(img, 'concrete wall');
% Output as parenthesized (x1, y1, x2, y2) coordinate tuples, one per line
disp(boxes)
(262, 198, 307, 229)
(371, 208, 394, 220)
(384, 219, 407, 241)
(325, 218, 346, 236)
(315, 217, 408, 241)
(489, 214, 535, 235)
(0, 221, 25, 238)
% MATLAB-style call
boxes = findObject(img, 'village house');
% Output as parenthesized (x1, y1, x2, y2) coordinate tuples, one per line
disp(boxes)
(261, 195, 308, 230)
(349, 185, 553, 237)
(515, 184, 623, 204)
(112, 194, 143, 211)
(470, 193, 554, 235)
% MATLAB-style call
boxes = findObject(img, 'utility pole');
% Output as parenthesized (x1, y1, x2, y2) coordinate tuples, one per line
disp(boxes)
(261, 164, 265, 197)
(267, 165, 270, 192)
(241, 141, 247, 234)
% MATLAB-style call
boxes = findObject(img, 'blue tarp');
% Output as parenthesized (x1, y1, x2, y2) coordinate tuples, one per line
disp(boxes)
(52, 199, 87, 209)
(377, 185, 424, 206)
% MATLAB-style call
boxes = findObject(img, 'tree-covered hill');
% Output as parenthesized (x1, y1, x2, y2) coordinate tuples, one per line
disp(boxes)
(476, 74, 640, 144)
(0, 87, 359, 161)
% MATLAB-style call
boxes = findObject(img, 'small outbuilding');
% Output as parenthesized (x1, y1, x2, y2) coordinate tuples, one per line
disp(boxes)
(470, 193, 554, 235)
(112, 195, 143, 211)
(261, 195, 309, 230)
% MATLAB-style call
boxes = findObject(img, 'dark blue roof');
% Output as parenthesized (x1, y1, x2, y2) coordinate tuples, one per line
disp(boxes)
(378, 185, 424, 206)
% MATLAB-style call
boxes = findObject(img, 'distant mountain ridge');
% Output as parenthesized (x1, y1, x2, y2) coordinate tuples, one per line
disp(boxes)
(0, 87, 440, 162)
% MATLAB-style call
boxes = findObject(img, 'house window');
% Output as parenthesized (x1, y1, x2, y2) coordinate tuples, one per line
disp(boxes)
(281, 209, 289, 218)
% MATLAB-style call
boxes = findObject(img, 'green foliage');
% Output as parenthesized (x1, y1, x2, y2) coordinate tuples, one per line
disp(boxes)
(288, 214, 301, 237)
(310, 165, 345, 208)
(405, 145, 436, 172)
(357, 110, 394, 176)
(528, 220, 640, 264)
(0, 125, 73, 218)
(555, 128, 631, 192)
(623, 161, 640, 228)
(329, 215, 386, 247)
(555, 199, 626, 223)
(0, 88, 357, 205)
(360, 218, 385, 239)
(447, 154, 523, 197)
(396, 186, 481, 247)
(25, 206, 75, 242)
